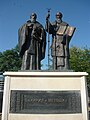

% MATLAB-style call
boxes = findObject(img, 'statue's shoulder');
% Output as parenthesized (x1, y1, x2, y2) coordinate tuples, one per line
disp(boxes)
(36, 21, 43, 28)
(26, 20, 32, 25)
(51, 21, 68, 26)
(19, 23, 27, 31)
(61, 21, 69, 26)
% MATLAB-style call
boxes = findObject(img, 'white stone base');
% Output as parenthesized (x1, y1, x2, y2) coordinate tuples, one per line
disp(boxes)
(2, 72, 89, 120)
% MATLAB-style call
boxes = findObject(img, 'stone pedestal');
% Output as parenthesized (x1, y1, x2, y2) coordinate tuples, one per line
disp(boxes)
(2, 71, 88, 120)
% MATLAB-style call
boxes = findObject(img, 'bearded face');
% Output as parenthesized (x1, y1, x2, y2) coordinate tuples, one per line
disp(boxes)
(56, 12, 63, 23)
(30, 13, 37, 23)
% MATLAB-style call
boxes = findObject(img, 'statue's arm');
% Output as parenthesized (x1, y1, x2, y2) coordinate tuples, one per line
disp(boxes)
(41, 28, 46, 60)
(18, 24, 27, 57)
(45, 19, 54, 34)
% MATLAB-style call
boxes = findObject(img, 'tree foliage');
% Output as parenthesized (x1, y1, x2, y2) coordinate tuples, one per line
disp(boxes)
(70, 46, 90, 72)
(0, 45, 21, 72)
(70, 46, 90, 93)
(45, 46, 90, 93)
(0, 45, 90, 93)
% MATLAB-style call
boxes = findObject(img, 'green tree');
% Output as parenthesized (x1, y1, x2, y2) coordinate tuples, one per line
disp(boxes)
(46, 46, 90, 93)
(0, 45, 22, 72)
(0, 45, 90, 93)
(70, 46, 90, 93)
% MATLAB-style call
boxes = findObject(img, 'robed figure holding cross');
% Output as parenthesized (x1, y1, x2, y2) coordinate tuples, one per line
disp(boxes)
(46, 12, 76, 70)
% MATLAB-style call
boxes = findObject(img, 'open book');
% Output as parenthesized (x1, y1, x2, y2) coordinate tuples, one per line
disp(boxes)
(57, 25, 76, 37)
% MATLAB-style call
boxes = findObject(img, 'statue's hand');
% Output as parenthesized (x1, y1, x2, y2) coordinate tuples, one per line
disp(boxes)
(46, 14, 50, 21)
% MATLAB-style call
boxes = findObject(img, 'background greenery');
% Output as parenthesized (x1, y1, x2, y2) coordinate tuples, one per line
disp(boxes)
(0, 46, 90, 95)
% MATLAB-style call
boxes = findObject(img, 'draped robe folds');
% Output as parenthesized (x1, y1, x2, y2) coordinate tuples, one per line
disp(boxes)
(46, 20, 75, 70)
(18, 21, 46, 70)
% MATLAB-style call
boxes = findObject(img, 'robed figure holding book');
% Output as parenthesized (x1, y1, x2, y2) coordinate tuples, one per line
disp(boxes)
(18, 13, 46, 70)
(46, 12, 75, 70)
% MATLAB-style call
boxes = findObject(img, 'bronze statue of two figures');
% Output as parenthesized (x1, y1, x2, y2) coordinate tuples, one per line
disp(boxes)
(18, 12, 76, 71)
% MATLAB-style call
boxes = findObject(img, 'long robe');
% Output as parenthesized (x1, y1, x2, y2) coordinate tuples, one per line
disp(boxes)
(18, 20, 46, 70)
(46, 20, 75, 70)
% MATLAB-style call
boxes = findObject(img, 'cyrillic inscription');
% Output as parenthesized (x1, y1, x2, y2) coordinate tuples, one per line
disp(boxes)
(10, 90, 81, 114)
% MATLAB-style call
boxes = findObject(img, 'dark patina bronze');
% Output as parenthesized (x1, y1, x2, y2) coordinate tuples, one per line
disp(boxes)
(46, 12, 76, 70)
(18, 13, 46, 70)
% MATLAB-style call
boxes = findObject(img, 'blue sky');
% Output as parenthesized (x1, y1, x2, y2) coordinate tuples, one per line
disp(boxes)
(0, 0, 90, 68)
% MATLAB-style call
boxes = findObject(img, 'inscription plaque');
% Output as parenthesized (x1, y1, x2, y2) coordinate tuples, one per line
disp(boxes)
(10, 90, 81, 114)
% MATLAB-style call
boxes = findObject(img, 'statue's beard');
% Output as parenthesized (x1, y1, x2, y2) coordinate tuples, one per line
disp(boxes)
(31, 18, 36, 23)
(56, 18, 62, 23)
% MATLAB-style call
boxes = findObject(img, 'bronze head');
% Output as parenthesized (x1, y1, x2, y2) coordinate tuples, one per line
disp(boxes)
(30, 13, 37, 22)
(56, 12, 63, 19)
